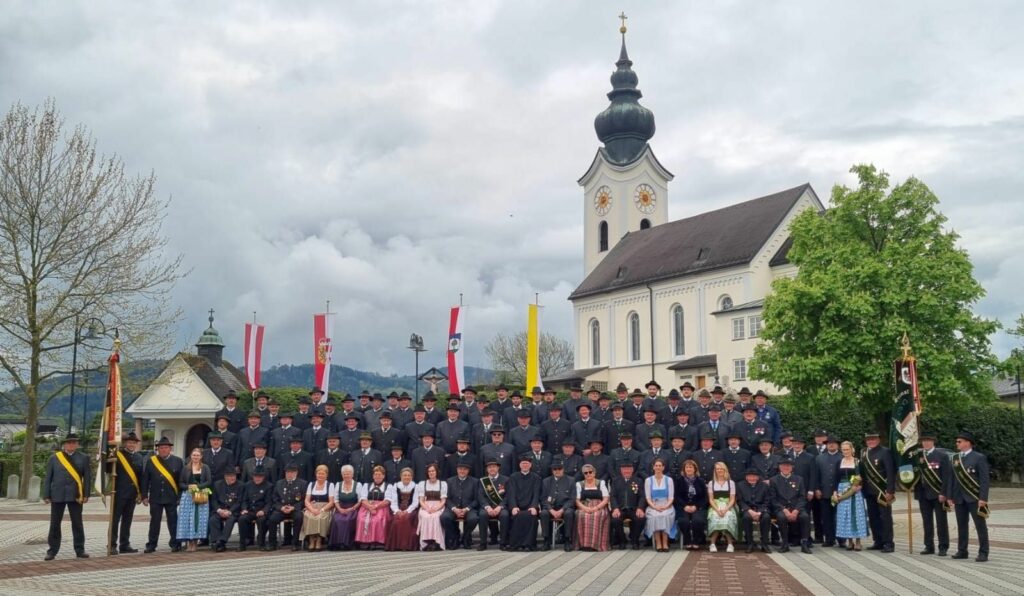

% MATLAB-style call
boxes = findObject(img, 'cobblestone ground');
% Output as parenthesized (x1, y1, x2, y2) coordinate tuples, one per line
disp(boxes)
(1, 488, 1022, 595)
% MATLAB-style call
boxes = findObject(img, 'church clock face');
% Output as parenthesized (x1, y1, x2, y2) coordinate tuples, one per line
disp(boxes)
(634, 184, 656, 214)
(594, 186, 612, 215)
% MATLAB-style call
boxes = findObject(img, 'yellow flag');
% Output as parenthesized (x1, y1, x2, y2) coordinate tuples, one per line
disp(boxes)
(526, 304, 543, 392)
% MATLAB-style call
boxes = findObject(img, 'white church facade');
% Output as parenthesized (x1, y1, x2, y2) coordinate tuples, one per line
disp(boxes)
(552, 29, 824, 394)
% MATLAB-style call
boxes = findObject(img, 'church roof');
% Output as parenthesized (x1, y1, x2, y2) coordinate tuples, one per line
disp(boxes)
(667, 354, 718, 371)
(569, 184, 812, 300)
(181, 353, 248, 398)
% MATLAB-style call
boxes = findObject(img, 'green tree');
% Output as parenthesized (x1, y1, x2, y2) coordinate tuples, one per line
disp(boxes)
(751, 165, 998, 423)
(1001, 313, 1024, 377)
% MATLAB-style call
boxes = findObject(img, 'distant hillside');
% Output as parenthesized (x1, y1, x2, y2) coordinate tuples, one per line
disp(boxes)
(261, 364, 496, 395)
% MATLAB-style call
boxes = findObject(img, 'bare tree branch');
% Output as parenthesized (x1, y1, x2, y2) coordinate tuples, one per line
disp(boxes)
(484, 331, 574, 385)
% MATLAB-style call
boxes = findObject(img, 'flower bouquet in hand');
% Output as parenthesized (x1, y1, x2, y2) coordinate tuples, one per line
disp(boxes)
(831, 475, 861, 506)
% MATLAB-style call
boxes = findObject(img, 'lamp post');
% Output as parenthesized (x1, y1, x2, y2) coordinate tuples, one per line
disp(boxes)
(408, 334, 427, 404)
(66, 318, 113, 435)
(1013, 348, 1023, 481)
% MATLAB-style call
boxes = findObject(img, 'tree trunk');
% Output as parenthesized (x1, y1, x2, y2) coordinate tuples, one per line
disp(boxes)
(20, 390, 38, 499)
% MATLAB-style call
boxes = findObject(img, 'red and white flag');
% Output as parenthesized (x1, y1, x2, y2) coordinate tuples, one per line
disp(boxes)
(244, 322, 265, 391)
(313, 313, 333, 395)
(446, 306, 464, 395)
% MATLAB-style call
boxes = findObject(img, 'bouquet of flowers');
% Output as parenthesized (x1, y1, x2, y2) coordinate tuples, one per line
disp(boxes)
(189, 485, 213, 505)
(831, 475, 862, 506)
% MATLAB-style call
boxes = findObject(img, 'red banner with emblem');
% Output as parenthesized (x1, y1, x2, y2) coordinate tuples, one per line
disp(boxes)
(313, 313, 333, 395)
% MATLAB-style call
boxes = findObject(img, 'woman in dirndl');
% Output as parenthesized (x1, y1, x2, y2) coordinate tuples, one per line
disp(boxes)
(355, 465, 391, 549)
(574, 464, 610, 551)
(328, 465, 360, 550)
(384, 467, 419, 551)
(176, 448, 211, 552)
(706, 461, 739, 552)
(644, 459, 677, 552)
(835, 441, 868, 550)
(415, 463, 448, 551)
(300, 465, 335, 551)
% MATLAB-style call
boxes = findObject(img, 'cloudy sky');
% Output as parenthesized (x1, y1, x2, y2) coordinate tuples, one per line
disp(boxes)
(2, 0, 1022, 374)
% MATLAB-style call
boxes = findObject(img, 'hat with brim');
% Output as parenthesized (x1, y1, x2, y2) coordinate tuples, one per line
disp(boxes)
(456, 461, 473, 469)
(517, 410, 532, 418)
(956, 430, 975, 444)
(645, 380, 661, 390)
(359, 431, 373, 441)
(630, 389, 644, 398)
(744, 468, 762, 478)
(62, 433, 81, 444)
(680, 382, 695, 390)
(155, 436, 173, 447)
(490, 425, 505, 434)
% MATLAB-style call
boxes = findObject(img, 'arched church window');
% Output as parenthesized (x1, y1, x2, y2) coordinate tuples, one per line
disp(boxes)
(589, 319, 600, 366)
(640, 218, 651, 230)
(720, 295, 733, 311)
(628, 311, 641, 361)
(599, 221, 609, 252)
(672, 304, 684, 356)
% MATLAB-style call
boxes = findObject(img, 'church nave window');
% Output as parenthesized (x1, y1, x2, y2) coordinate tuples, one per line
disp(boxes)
(599, 221, 609, 252)
(671, 304, 684, 356)
(590, 319, 601, 366)
(628, 311, 641, 361)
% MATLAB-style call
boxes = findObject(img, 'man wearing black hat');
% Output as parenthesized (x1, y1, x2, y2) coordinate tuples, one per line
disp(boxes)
(753, 390, 782, 445)
(43, 433, 91, 560)
(141, 436, 183, 553)
(363, 392, 387, 431)
(421, 391, 444, 425)
(476, 459, 510, 550)
(603, 403, 635, 450)
(769, 457, 812, 553)
(737, 467, 772, 553)
(446, 437, 478, 478)
(471, 408, 497, 452)
(678, 381, 697, 408)
(737, 404, 769, 452)
(338, 411, 364, 452)
(723, 433, 752, 483)
(270, 412, 302, 459)
(241, 442, 277, 483)
(404, 404, 432, 448)
(505, 455, 542, 551)
(479, 425, 516, 477)
(752, 437, 781, 485)
(371, 411, 406, 454)
(264, 398, 282, 430)
(693, 433, 723, 482)
(303, 411, 329, 454)
(689, 389, 712, 426)
(411, 425, 445, 482)
(491, 384, 512, 414)
(560, 383, 586, 422)
(526, 436, 553, 479)
(667, 408, 698, 452)
(269, 463, 308, 550)
(861, 432, 896, 552)
(624, 388, 647, 425)
(571, 402, 603, 455)
(391, 392, 414, 429)
(559, 442, 584, 480)
(500, 390, 531, 430)
(914, 430, 952, 556)
(337, 394, 365, 429)
(594, 392, 615, 424)
(437, 403, 471, 454)
(659, 390, 686, 427)
(209, 414, 241, 461)
(307, 386, 326, 416)
(721, 395, 742, 426)
(442, 460, 479, 549)
(540, 403, 572, 453)
(643, 380, 665, 413)
(635, 409, 667, 452)
(350, 432, 382, 483)
(531, 387, 554, 426)
(238, 464, 273, 551)
(203, 432, 236, 483)
(317, 432, 347, 484)
(509, 408, 541, 455)
(950, 430, 990, 562)
(215, 391, 246, 434)
(540, 458, 576, 551)
(584, 438, 612, 481)
(813, 435, 843, 547)
(384, 444, 412, 484)
(609, 460, 646, 549)
(209, 468, 243, 552)
(238, 412, 270, 462)
(697, 404, 731, 450)
(278, 436, 313, 482)
(109, 433, 144, 554)
(293, 397, 312, 431)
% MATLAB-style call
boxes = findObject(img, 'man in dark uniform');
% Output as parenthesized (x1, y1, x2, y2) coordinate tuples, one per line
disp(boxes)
(609, 432, 641, 474)
(861, 431, 896, 552)
(603, 402, 635, 450)
(263, 398, 282, 430)
(951, 430, 989, 562)
(505, 455, 542, 551)
(303, 411, 329, 454)
(811, 429, 828, 455)
(723, 433, 752, 482)
(203, 431, 235, 482)
(609, 460, 645, 549)
(560, 383, 587, 422)
(241, 441, 277, 483)
(638, 432, 670, 479)
(337, 394, 365, 429)
(593, 392, 614, 424)
(109, 432, 144, 554)
(571, 403, 604, 454)
(43, 433, 91, 560)
(737, 404, 770, 452)
(479, 425, 516, 477)
(371, 410, 405, 454)
(410, 425, 445, 481)
(421, 392, 444, 425)
(442, 460, 479, 549)
(789, 435, 817, 541)
(678, 381, 697, 411)
(339, 412, 364, 452)
(509, 409, 540, 455)
(689, 389, 713, 426)
(476, 459, 510, 550)
(769, 457, 812, 553)
(317, 432, 347, 483)
(751, 437, 780, 480)
(584, 438, 612, 481)
(391, 393, 414, 429)
(237, 412, 270, 462)
(634, 409, 667, 452)
(531, 387, 554, 426)
(141, 437, 183, 553)
(697, 404, 731, 449)
(813, 435, 842, 546)
(540, 403, 572, 453)
(540, 457, 576, 551)
(667, 408, 698, 452)
(658, 389, 684, 426)
(383, 444, 412, 484)
(915, 430, 952, 556)
(363, 393, 387, 431)
(215, 391, 246, 433)
(624, 388, 648, 425)
(446, 437, 479, 483)
(457, 386, 480, 424)
(666, 431, 691, 477)
(404, 405, 432, 448)
(437, 402, 470, 453)
(269, 412, 302, 460)
(491, 384, 512, 415)
(471, 409, 498, 452)
(238, 465, 272, 551)
(526, 436, 552, 479)
(500, 390, 532, 429)
(268, 463, 307, 550)
(349, 431, 383, 483)
(321, 397, 339, 432)
(278, 436, 314, 482)
(307, 386, 326, 416)
(613, 381, 630, 409)
(692, 432, 723, 481)
(738, 467, 772, 553)
(753, 390, 782, 445)
(210, 414, 240, 461)
(643, 380, 665, 414)
(209, 468, 243, 552)
(721, 395, 743, 426)
(293, 397, 312, 431)
(559, 442, 584, 480)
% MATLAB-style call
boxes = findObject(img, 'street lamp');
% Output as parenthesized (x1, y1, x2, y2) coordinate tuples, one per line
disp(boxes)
(67, 317, 114, 435)
(408, 334, 427, 404)
(1013, 348, 1023, 481)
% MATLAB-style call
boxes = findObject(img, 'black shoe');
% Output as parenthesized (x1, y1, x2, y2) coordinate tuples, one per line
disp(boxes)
(631, 544, 640, 550)
(44, 553, 56, 561)
(823, 541, 835, 548)
(564, 543, 573, 552)
(951, 552, 969, 559)
(801, 544, 812, 554)
(881, 545, 894, 553)
(500, 545, 512, 551)
(975, 554, 988, 562)
(761, 545, 772, 553)
(76, 553, 90, 559)
(477, 544, 487, 551)
(771, 540, 782, 546)
(746, 545, 755, 553)
(144, 547, 156, 554)
(170, 546, 181, 553)
(292, 543, 302, 551)
(778, 545, 790, 553)
(215, 543, 226, 553)
(867, 544, 883, 551)
(938, 549, 948, 557)
(238, 545, 247, 552)
(920, 548, 935, 555)
(120, 547, 139, 554)
(541, 544, 551, 551)
(527, 546, 537, 552)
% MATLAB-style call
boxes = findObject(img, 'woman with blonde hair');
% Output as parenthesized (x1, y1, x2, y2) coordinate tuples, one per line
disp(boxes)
(644, 459, 676, 552)
(835, 440, 868, 551)
(176, 447, 211, 552)
(300, 464, 335, 551)
(706, 461, 739, 552)
(328, 465, 359, 550)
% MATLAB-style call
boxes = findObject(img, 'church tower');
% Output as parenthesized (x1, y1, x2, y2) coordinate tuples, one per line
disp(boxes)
(579, 17, 673, 277)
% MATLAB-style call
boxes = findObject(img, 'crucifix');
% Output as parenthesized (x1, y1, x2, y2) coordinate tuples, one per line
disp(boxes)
(208, 308, 215, 327)
(619, 12, 628, 34)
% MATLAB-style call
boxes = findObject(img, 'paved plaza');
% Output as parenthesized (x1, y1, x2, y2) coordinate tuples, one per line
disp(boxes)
(1, 489, 1022, 595)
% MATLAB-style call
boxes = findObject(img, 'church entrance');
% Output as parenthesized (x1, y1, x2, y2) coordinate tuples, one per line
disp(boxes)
(184, 423, 211, 454)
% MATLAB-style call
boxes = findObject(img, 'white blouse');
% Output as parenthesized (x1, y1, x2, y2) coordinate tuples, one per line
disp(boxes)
(575, 480, 609, 499)
(414, 480, 448, 501)
(306, 480, 335, 497)
(358, 482, 390, 502)
(385, 481, 419, 513)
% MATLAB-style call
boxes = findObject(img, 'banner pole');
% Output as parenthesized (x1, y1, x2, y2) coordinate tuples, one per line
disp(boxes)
(106, 442, 117, 556)
(907, 489, 913, 554)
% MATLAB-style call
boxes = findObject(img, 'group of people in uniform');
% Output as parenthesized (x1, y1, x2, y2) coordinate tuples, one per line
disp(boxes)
(42, 381, 991, 563)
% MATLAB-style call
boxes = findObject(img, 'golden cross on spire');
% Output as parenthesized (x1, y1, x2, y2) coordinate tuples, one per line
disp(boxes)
(900, 332, 913, 360)
(619, 11, 628, 34)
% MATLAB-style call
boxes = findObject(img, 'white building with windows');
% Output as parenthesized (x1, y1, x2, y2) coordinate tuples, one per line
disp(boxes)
(549, 31, 824, 394)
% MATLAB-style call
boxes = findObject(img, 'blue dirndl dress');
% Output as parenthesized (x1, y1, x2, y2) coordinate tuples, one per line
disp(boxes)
(177, 472, 210, 541)
(835, 465, 868, 539)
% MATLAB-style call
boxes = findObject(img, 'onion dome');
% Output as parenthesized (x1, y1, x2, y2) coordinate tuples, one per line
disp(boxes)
(594, 24, 656, 165)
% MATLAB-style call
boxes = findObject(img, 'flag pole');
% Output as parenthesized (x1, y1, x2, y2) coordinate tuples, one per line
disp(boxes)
(104, 335, 122, 556)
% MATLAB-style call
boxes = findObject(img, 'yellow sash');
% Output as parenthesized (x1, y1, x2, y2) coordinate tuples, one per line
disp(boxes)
(150, 455, 179, 495)
(117, 450, 141, 496)
(55, 451, 84, 503)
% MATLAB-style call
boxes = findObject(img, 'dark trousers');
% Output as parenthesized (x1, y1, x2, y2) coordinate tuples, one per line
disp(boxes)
(268, 509, 301, 545)
(742, 510, 771, 546)
(919, 497, 949, 551)
(865, 496, 894, 547)
(239, 512, 268, 545)
(47, 501, 85, 555)
(776, 509, 810, 543)
(811, 497, 824, 541)
(816, 497, 836, 543)
(111, 497, 137, 550)
(954, 501, 988, 556)
(440, 509, 479, 547)
(539, 508, 576, 546)
(478, 508, 509, 545)
(147, 502, 178, 549)
(209, 512, 239, 545)
(610, 509, 644, 546)
(676, 508, 706, 546)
